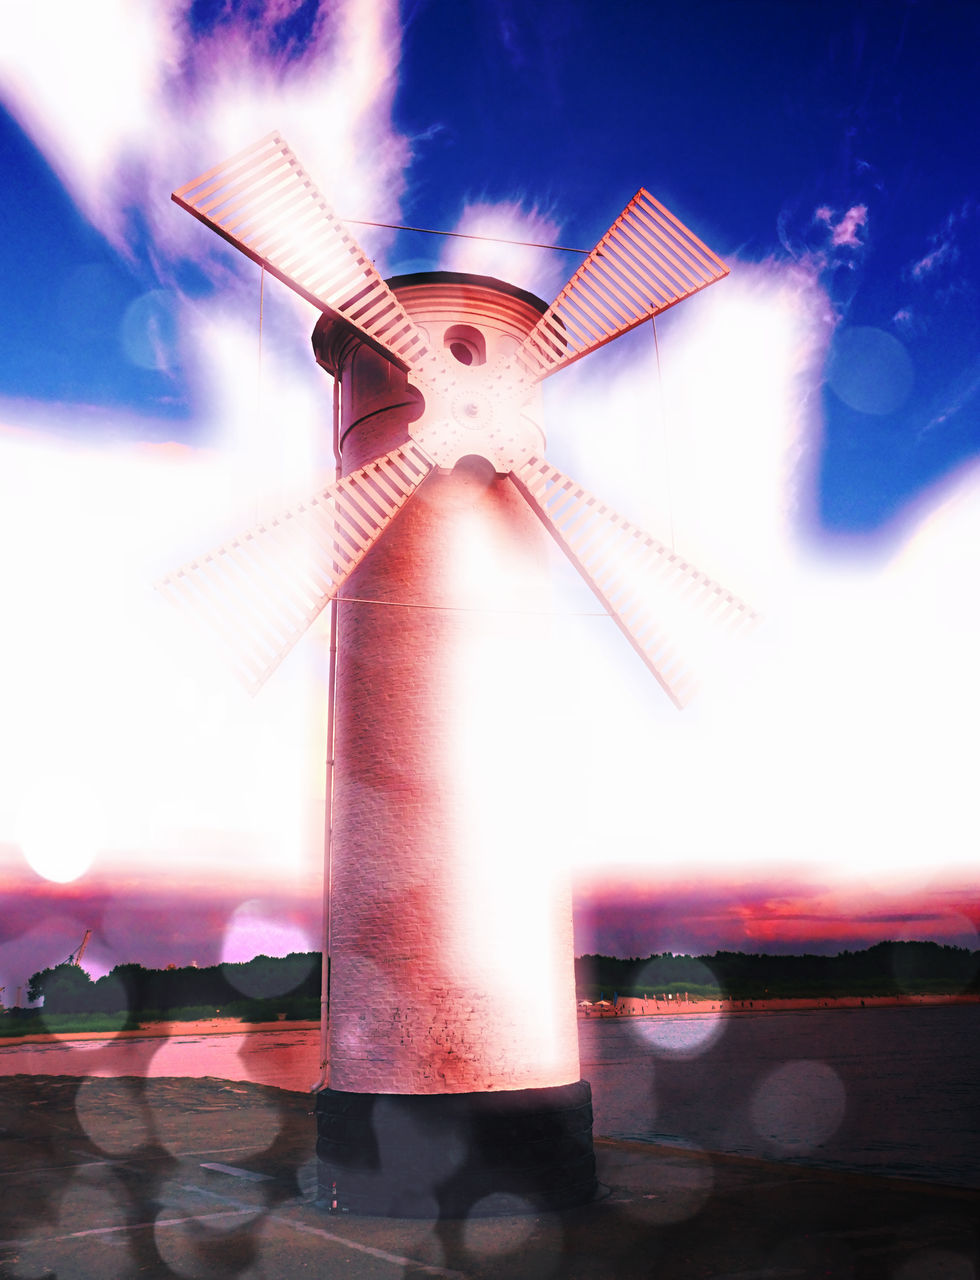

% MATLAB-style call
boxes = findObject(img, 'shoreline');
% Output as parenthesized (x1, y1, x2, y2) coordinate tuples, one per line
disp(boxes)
(2, 992, 978, 1046)
(580, 991, 980, 1017)
(0, 1017, 321, 1048)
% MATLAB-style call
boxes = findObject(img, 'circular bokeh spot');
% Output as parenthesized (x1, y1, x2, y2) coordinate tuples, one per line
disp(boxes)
(75, 1077, 152, 1155)
(633, 1013, 725, 1058)
(750, 1060, 846, 1153)
(629, 957, 725, 1058)
(15, 775, 105, 883)
(462, 1193, 562, 1272)
(220, 901, 315, 998)
(56, 1169, 130, 1278)
(623, 1149, 715, 1226)
(826, 326, 914, 415)
(153, 1199, 265, 1280)
(157, 1093, 281, 1161)
(120, 289, 179, 371)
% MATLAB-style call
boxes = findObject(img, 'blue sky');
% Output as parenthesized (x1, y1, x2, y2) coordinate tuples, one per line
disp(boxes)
(1, 0, 979, 982)
(3, 0, 977, 533)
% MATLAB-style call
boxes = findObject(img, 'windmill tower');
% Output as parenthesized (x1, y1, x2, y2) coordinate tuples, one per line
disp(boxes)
(165, 133, 755, 1217)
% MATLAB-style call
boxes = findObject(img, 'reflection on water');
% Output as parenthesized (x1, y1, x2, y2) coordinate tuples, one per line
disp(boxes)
(0, 1028, 320, 1092)
(2, 1005, 977, 1187)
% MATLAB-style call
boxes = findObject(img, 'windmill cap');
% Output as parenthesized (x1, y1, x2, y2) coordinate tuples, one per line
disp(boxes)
(385, 270, 549, 316)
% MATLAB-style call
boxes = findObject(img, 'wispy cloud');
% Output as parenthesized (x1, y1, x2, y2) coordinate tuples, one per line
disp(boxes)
(920, 354, 980, 436)
(813, 203, 868, 250)
(911, 241, 956, 280)
(909, 201, 974, 281)
(0, 0, 409, 274)
(778, 201, 870, 314)
(829, 203, 868, 248)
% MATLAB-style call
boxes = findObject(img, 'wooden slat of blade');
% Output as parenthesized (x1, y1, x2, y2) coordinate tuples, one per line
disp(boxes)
(511, 457, 756, 708)
(167, 568, 278, 688)
(605, 223, 686, 304)
(635, 190, 725, 280)
(619, 221, 695, 301)
(586, 233, 671, 315)
(172, 133, 448, 388)
(157, 444, 435, 693)
(173, 132, 281, 206)
(513, 189, 729, 381)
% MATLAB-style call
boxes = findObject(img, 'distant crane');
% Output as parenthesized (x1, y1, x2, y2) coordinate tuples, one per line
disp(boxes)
(66, 929, 92, 968)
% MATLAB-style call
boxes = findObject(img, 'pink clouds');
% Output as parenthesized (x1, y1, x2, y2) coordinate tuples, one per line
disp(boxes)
(0, 875, 320, 1001)
(830, 204, 867, 248)
(573, 868, 980, 958)
(814, 203, 868, 249)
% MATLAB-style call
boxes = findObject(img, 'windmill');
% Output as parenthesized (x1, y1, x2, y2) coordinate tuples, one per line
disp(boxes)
(164, 132, 755, 1218)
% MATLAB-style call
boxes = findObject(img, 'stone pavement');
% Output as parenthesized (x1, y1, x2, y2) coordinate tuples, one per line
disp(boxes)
(1, 1076, 976, 1279)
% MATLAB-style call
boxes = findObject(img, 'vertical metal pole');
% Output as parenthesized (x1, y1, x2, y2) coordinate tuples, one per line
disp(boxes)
(314, 373, 342, 1090)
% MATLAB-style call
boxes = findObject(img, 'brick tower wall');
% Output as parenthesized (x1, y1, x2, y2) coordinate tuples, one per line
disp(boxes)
(319, 278, 582, 1095)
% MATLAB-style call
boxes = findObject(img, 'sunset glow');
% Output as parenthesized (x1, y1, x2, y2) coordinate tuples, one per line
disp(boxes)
(2, 1, 978, 999)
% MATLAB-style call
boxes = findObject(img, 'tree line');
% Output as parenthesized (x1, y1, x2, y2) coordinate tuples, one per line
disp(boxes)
(21, 952, 320, 1017)
(576, 941, 980, 1000)
(13, 940, 980, 1019)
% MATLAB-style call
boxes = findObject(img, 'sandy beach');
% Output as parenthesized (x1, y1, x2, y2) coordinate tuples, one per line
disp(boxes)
(3, 992, 979, 1048)
(580, 991, 980, 1017)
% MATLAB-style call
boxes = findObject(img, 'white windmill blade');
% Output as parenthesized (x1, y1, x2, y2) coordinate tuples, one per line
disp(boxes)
(172, 132, 450, 392)
(512, 190, 729, 383)
(511, 456, 757, 709)
(158, 442, 435, 694)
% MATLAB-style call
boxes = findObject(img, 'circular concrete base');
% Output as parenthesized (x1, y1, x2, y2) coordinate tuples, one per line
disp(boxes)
(315, 1080, 596, 1218)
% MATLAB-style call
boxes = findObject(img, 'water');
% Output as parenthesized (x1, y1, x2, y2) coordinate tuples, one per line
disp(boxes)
(2, 1005, 977, 1188)
(580, 1003, 980, 1189)
(0, 1025, 321, 1092)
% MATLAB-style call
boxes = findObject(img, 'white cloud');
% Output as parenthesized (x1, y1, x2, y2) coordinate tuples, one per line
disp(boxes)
(537, 256, 980, 893)
(1, 6, 977, 913)
(0, 415, 328, 885)
(438, 200, 565, 301)
(0, 0, 409, 273)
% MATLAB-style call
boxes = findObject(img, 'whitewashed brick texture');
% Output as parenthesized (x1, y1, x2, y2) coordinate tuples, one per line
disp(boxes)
(325, 281, 582, 1094)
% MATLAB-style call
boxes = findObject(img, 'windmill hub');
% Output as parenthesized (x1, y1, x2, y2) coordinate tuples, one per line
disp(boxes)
(391, 272, 547, 473)
(411, 374, 541, 470)
(454, 389, 493, 432)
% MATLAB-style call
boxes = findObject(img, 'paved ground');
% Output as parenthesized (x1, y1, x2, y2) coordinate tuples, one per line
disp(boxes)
(1, 1076, 977, 1279)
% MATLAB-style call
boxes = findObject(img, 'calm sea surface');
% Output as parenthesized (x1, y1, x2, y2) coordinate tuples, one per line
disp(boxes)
(2, 1005, 977, 1188)
(580, 1004, 980, 1189)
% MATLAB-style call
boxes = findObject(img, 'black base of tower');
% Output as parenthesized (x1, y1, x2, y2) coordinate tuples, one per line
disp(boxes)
(314, 1080, 596, 1218)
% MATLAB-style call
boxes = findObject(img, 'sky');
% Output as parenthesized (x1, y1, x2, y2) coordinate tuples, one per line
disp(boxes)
(1, 0, 979, 995)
